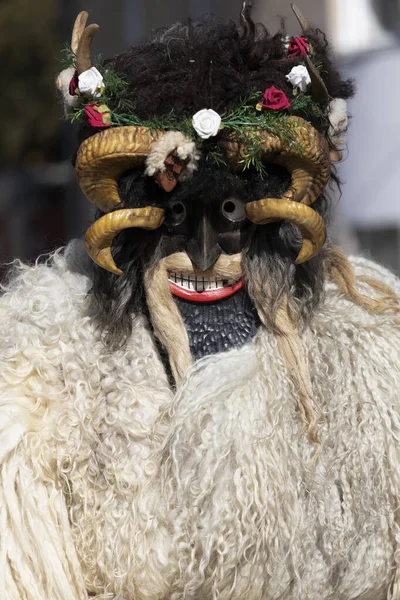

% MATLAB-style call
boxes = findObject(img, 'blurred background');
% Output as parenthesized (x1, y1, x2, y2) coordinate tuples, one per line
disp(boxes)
(2, 0, 400, 275)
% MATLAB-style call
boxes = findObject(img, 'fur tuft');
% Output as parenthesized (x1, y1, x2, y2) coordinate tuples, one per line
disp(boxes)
(145, 131, 200, 180)
(328, 98, 349, 145)
(56, 67, 79, 114)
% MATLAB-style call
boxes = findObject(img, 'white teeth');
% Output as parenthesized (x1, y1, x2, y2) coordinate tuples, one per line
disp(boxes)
(168, 271, 237, 292)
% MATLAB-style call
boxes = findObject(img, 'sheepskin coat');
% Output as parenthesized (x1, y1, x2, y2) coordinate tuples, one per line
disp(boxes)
(2, 242, 400, 600)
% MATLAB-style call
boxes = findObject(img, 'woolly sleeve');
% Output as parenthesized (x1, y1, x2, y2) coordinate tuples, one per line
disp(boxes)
(0, 257, 88, 599)
(350, 255, 400, 296)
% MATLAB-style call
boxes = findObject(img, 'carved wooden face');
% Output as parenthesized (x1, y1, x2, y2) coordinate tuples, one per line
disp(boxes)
(118, 160, 291, 305)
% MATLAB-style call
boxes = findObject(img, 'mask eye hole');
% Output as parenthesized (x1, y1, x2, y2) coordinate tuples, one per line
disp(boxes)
(172, 202, 185, 216)
(168, 201, 186, 226)
(221, 198, 246, 222)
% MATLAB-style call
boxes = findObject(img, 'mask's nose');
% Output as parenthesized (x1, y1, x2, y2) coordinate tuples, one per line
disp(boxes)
(186, 213, 221, 271)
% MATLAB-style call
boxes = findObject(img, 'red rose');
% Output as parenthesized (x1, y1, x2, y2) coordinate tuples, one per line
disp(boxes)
(84, 103, 112, 129)
(69, 72, 79, 96)
(259, 86, 291, 111)
(288, 36, 310, 58)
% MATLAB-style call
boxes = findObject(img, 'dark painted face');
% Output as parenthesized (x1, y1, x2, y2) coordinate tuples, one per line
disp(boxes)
(162, 188, 249, 271)
(119, 159, 291, 271)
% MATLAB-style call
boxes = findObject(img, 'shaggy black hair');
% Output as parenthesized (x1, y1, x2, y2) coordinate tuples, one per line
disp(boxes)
(76, 11, 354, 147)
(109, 15, 353, 133)
(86, 9, 353, 346)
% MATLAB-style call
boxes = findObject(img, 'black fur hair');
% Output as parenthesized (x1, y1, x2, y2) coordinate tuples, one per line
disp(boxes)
(76, 11, 354, 148)
(109, 15, 353, 131)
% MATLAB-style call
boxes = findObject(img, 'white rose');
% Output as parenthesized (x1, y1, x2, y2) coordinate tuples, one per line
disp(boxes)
(285, 65, 311, 93)
(78, 66, 105, 97)
(192, 109, 222, 140)
(328, 98, 348, 144)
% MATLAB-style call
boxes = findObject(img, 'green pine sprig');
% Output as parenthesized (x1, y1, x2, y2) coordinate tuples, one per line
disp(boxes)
(292, 92, 325, 119)
(66, 58, 326, 178)
(60, 42, 76, 69)
(204, 145, 228, 169)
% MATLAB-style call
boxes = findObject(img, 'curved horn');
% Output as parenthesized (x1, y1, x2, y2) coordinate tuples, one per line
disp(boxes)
(291, 3, 312, 34)
(71, 11, 89, 55)
(221, 116, 331, 207)
(76, 126, 165, 212)
(291, 4, 329, 106)
(245, 199, 327, 263)
(85, 207, 165, 275)
(221, 117, 330, 264)
(76, 23, 100, 75)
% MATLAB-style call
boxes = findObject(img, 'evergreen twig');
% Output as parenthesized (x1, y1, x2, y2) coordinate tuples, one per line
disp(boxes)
(60, 43, 75, 69)
(67, 60, 323, 178)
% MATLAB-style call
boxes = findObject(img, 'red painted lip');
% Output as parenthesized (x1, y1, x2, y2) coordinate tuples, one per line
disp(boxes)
(169, 278, 245, 303)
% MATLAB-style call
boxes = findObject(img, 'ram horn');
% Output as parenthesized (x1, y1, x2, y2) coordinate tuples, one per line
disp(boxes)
(71, 11, 89, 55)
(76, 126, 165, 212)
(76, 22, 100, 75)
(85, 207, 165, 275)
(221, 116, 331, 207)
(245, 198, 327, 263)
(291, 4, 329, 106)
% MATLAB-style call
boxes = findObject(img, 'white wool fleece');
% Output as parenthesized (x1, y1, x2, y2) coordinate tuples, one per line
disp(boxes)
(2, 242, 400, 599)
(56, 66, 80, 114)
(145, 131, 201, 181)
(328, 98, 349, 145)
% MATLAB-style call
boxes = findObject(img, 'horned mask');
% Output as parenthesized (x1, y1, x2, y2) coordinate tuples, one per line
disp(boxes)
(65, 4, 337, 277)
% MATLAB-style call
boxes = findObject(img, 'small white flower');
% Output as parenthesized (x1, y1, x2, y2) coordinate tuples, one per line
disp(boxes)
(192, 109, 222, 140)
(285, 65, 311, 93)
(78, 66, 105, 98)
(328, 98, 348, 144)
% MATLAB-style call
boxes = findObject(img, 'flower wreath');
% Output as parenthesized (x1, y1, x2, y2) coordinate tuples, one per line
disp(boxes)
(57, 7, 348, 182)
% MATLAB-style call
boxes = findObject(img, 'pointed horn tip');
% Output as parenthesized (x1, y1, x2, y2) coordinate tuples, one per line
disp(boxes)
(84, 242, 123, 276)
(291, 3, 304, 17)
(83, 22, 101, 36)
(296, 227, 327, 264)
(291, 2, 313, 33)
(71, 11, 90, 54)
(76, 10, 89, 21)
(295, 240, 316, 264)
(76, 22, 101, 75)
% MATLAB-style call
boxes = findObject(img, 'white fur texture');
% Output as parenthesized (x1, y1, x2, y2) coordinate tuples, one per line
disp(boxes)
(328, 98, 349, 145)
(1, 244, 400, 599)
(56, 67, 80, 113)
(145, 131, 200, 181)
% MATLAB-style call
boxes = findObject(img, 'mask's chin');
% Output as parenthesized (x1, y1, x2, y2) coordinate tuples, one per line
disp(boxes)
(161, 252, 244, 303)
(144, 250, 259, 381)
